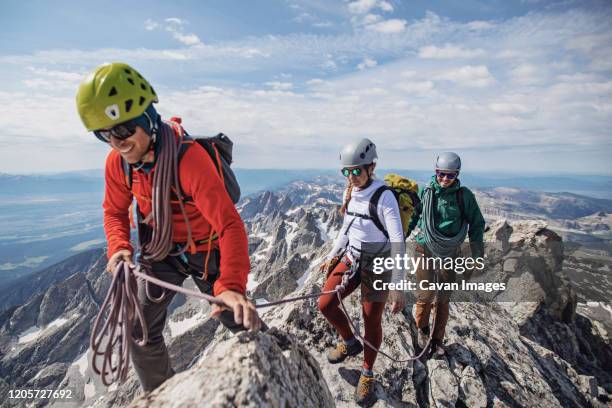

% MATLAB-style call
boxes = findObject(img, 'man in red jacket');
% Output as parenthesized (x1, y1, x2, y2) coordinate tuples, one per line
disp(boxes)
(76, 62, 260, 391)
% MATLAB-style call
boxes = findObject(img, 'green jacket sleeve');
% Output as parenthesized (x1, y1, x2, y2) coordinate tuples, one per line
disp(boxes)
(407, 185, 424, 236)
(463, 187, 485, 258)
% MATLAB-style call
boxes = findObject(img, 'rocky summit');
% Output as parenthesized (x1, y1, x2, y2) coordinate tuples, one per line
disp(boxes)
(0, 177, 610, 407)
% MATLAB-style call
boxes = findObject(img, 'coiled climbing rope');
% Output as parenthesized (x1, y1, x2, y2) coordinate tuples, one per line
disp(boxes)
(142, 122, 192, 261)
(421, 183, 467, 258)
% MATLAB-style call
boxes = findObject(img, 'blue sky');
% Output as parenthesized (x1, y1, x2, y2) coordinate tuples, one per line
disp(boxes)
(0, 0, 611, 174)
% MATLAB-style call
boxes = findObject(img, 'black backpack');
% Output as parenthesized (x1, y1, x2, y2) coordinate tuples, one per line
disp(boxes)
(121, 132, 241, 204)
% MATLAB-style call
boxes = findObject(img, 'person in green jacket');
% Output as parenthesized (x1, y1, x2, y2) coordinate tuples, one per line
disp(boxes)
(407, 152, 485, 356)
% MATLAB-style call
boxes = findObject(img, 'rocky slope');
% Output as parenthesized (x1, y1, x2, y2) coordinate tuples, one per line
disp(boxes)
(0, 177, 610, 407)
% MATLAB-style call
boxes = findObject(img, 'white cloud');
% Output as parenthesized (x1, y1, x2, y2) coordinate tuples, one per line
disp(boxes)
(365, 19, 407, 34)
(357, 57, 377, 70)
(466, 20, 495, 30)
(362, 13, 382, 25)
(434, 65, 495, 87)
(240, 48, 269, 58)
(159, 50, 190, 60)
(418, 44, 485, 59)
(321, 57, 338, 70)
(555, 73, 603, 82)
(378, 1, 393, 12)
(489, 102, 534, 116)
(306, 78, 326, 86)
(144, 19, 159, 31)
(144, 18, 203, 47)
(509, 63, 543, 85)
(347, 0, 394, 15)
(397, 81, 435, 95)
(347, 0, 377, 14)
(292, 12, 313, 23)
(265, 81, 293, 91)
(26, 67, 82, 82)
(22, 67, 84, 91)
(168, 31, 202, 46)
(165, 17, 185, 26)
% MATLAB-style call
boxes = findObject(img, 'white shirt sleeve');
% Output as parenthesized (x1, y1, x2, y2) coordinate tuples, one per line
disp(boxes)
(327, 215, 350, 260)
(377, 190, 406, 283)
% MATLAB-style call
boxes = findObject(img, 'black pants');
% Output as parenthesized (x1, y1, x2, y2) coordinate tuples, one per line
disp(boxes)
(131, 249, 245, 391)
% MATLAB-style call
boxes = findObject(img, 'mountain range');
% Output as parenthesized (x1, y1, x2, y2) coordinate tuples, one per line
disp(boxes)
(0, 176, 610, 407)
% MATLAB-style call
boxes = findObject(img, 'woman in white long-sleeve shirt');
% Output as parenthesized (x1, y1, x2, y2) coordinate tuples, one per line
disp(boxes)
(318, 138, 405, 405)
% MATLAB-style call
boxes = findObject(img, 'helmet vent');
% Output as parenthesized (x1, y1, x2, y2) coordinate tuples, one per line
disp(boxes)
(104, 104, 120, 121)
(125, 99, 133, 113)
(108, 86, 118, 97)
(360, 153, 365, 159)
(140, 83, 147, 91)
(139, 96, 146, 106)
(127, 77, 135, 85)
(124, 68, 132, 74)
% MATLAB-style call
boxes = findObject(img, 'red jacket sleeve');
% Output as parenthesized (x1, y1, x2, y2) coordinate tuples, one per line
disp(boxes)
(179, 143, 250, 295)
(102, 150, 134, 259)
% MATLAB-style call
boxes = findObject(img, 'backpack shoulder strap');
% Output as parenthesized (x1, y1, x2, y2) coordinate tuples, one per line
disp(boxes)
(121, 157, 133, 190)
(177, 133, 194, 162)
(369, 185, 391, 239)
(407, 189, 421, 208)
(174, 133, 195, 203)
(456, 187, 465, 220)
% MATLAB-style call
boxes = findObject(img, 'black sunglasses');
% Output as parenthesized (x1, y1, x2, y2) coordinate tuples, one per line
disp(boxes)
(94, 121, 139, 143)
(342, 167, 363, 177)
(436, 170, 458, 180)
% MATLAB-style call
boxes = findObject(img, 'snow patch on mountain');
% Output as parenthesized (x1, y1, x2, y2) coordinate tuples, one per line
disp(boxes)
(296, 256, 325, 292)
(316, 217, 331, 241)
(74, 351, 89, 376)
(285, 220, 299, 248)
(17, 314, 75, 344)
(168, 311, 207, 337)
(247, 273, 259, 291)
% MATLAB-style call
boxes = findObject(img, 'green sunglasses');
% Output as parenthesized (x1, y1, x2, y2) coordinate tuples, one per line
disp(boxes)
(341, 167, 363, 177)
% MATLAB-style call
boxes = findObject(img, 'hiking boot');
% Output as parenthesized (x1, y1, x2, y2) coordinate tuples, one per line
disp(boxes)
(355, 374, 376, 405)
(417, 326, 430, 350)
(431, 339, 445, 358)
(326, 340, 363, 364)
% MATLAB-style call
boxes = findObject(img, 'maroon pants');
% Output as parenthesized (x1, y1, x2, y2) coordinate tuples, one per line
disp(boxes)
(318, 259, 387, 371)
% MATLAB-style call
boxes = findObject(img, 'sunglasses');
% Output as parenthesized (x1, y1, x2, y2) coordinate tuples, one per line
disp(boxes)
(342, 167, 363, 177)
(436, 171, 458, 180)
(94, 121, 139, 143)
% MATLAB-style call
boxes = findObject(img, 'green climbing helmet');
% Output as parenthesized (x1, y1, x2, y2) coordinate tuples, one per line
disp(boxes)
(76, 62, 158, 131)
